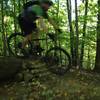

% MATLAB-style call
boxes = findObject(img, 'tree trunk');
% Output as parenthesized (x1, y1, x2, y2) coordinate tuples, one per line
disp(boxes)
(80, 0, 88, 67)
(66, 0, 75, 66)
(74, 0, 79, 67)
(1, 0, 7, 56)
(87, 47, 91, 69)
(13, 0, 17, 32)
(95, 0, 100, 72)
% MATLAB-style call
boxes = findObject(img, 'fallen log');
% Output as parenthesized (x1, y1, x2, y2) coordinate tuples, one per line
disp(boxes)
(0, 57, 22, 80)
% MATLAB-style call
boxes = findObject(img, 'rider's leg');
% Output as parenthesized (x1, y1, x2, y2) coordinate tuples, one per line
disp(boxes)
(18, 16, 35, 48)
(21, 33, 32, 49)
(33, 29, 44, 53)
(20, 29, 40, 50)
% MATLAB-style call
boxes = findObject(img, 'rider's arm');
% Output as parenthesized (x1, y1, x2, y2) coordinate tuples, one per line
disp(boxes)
(47, 17, 58, 31)
(43, 12, 62, 33)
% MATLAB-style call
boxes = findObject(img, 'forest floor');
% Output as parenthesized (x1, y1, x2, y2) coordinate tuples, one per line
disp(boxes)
(0, 58, 100, 100)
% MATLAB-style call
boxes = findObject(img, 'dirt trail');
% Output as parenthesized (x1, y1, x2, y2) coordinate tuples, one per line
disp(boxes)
(0, 58, 100, 100)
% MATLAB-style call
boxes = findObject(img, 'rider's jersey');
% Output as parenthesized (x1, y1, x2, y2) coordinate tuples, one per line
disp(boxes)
(20, 5, 48, 22)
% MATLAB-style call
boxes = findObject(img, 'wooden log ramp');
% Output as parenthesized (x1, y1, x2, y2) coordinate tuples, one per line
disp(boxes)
(0, 56, 51, 81)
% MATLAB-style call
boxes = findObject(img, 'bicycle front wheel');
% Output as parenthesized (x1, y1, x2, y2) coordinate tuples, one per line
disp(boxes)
(45, 47, 71, 75)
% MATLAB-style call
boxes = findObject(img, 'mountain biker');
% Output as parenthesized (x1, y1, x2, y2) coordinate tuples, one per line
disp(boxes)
(18, 0, 60, 52)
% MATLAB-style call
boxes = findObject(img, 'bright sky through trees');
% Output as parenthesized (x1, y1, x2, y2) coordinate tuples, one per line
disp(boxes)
(72, 0, 82, 19)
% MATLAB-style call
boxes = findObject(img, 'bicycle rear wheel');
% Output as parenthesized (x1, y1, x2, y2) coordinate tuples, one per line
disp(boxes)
(7, 32, 32, 57)
(45, 47, 71, 75)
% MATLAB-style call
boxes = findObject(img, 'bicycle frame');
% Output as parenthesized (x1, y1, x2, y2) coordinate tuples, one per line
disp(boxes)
(31, 32, 57, 46)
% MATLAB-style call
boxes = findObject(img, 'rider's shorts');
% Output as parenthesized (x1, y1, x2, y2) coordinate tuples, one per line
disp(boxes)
(18, 15, 37, 36)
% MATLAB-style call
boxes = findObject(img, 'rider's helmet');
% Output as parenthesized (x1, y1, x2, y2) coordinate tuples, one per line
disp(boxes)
(40, 0, 53, 6)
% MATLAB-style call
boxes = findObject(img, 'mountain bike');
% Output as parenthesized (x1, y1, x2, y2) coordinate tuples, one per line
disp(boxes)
(7, 32, 71, 75)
